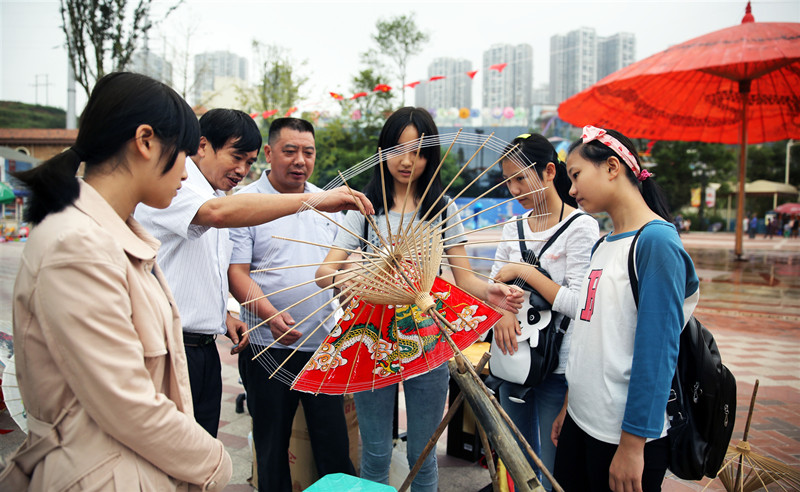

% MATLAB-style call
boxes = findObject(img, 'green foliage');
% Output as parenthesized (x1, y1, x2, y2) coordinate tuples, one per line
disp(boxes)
(747, 141, 798, 187)
(649, 140, 737, 215)
(0, 102, 66, 128)
(362, 14, 429, 105)
(60, 0, 180, 97)
(347, 69, 395, 133)
(313, 117, 376, 190)
(236, 42, 308, 170)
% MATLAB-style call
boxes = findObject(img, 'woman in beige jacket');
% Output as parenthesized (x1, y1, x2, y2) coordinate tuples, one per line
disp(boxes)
(2, 72, 231, 491)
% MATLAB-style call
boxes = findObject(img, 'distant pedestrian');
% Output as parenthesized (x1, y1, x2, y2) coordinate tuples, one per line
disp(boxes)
(792, 216, 799, 239)
(765, 216, 775, 239)
(749, 214, 758, 239)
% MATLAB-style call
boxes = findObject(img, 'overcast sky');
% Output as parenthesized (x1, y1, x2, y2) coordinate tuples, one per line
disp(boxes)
(2, 0, 799, 115)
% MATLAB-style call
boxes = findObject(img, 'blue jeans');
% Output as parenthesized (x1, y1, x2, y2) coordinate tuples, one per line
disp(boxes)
(498, 372, 567, 491)
(353, 364, 449, 492)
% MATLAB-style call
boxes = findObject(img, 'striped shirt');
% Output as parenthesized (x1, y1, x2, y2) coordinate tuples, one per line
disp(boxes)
(134, 157, 231, 336)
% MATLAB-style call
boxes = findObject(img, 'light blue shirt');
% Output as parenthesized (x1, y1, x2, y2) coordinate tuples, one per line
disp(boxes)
(229, 171, 342, 352)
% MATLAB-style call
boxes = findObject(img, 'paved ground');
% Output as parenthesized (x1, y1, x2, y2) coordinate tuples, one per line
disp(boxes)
(2, 232, 799, 491)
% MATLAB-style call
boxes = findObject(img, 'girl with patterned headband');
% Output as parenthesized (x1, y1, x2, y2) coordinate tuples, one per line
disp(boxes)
(551, 126, 698, 492)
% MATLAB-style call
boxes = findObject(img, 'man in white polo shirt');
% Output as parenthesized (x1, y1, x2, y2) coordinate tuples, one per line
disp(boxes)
(228, 118, 355, 492)
(136, 110, 373, 437)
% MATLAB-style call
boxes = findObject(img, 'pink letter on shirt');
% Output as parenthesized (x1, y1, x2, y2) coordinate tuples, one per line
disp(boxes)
(580, 269, 603, 321)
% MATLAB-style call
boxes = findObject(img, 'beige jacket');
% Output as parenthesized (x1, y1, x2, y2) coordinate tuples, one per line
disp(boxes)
(10, 181, 231, 491)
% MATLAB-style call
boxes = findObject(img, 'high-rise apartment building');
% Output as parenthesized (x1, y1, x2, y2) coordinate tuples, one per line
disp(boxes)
(130, 50, 173, 86)
(194, 51, 248, 105)
(597, 33, 636, 80)
(549, 28, 635, 104)
(482, 43, 533, 109)
(415, 57, 473, 109)
(549, 27, 597, 105)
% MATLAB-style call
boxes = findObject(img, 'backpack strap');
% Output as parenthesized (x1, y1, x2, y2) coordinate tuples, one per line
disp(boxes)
(518, 212, 588, 266)
(625, 222, 685, 420)
(627, 224, 650, 308)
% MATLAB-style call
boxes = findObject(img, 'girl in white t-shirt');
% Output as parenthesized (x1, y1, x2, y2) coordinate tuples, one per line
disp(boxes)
(490, 133, 599, 490)
(553, 126, 698, 492)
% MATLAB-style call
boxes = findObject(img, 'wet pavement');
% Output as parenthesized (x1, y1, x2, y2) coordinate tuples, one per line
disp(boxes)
(1, 232, 799, 491)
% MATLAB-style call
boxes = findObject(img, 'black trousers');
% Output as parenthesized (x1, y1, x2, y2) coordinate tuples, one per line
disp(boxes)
(553, 413, 669, 492)
(184, 341, 222, 437)
(239, 345, 355, 492)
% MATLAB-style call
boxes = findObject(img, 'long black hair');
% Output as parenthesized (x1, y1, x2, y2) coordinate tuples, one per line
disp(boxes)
(568, 129, 671, 221)
(15, 72, 200, 225)
(363, 107, 448, 219)
(504, 133, 577, 208)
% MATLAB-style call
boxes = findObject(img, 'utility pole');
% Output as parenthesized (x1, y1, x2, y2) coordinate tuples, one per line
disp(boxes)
(30, 74, 52, 106)
(67, 55, 77, 129)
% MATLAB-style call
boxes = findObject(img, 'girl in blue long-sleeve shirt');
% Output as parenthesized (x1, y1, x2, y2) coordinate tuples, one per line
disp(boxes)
(551, 126, 699, 492)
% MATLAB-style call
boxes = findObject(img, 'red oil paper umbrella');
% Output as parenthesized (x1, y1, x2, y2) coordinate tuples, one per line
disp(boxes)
(292, 277, 501, 394)
(558, 2, 800, 259)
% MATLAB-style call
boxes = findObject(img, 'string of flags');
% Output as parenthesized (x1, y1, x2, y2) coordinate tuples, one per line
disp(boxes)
(248, 62, 514, 121)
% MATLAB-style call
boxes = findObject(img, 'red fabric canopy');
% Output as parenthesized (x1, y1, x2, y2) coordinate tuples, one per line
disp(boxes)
(559, 21, 800, 144)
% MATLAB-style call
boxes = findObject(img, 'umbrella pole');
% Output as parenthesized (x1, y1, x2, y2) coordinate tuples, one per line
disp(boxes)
(398, 352, 493, 492)
(734, 80, 751, 261)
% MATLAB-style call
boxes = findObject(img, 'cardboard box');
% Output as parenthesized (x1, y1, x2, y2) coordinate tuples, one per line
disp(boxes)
(250, 394, 360, 491)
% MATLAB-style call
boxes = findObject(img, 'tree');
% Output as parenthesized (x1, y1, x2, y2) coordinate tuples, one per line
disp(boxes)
(235, 42, 308, 172)
(160, 12, 206, 103)
(242, 42, 308, 116)
(60, 0, 181, 97)
(649, 141, 736, 228)
(363, 14, 429, 106)
(349, 69, 395, 133)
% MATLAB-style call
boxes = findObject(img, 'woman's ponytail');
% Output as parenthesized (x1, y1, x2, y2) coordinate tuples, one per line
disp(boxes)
(14, 147, 83, 225)
(552, 160, 578, 208)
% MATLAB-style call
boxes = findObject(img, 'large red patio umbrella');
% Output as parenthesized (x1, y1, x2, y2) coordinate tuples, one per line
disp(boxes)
(558, 2, 800, 258)
(774, 202, 800, 215)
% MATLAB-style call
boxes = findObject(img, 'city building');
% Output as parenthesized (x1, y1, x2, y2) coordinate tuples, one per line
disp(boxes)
(130, 50, 173, 86)
(597, 32, 636, 81)
(549, 28, 635, 104)
(549, 27, 597, 105)
(415, 57, 473, 110)
(194, 51, 248, 106)
(482, 43, 533, 110)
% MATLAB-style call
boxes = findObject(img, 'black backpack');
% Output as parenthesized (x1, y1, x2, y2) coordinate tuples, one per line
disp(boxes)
(621, 224, 737, 480)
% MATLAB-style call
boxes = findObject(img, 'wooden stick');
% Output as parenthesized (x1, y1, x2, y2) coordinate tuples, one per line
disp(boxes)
(446, 357, 543, 492)
(476, 420, 502, 492)
(430, 310, 561, 492)
(398, 352, 492, 492)
(400, 129, 462, 241)
(413, 132, 493, 229)
(432, 163, 538, 235)
(251, 257, 371, 273)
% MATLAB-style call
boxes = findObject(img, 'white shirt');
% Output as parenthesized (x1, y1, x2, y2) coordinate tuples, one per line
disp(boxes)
(134, 157, 231, 336)
(228, 171, 342, 352)
(490, 210, 599, 373)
